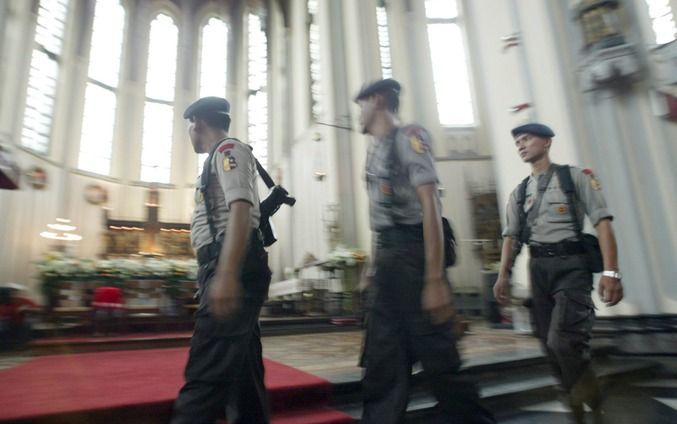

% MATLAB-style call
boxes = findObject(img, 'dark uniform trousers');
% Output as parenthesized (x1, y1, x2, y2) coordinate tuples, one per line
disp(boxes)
(171, 236, 271, 424)
(361, 226, 495, 424)
(528, 253, 601, 408)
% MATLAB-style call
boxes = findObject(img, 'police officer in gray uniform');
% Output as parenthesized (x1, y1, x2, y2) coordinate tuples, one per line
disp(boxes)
(356, 79, 495, 424)
(171, 97, 272, 424)
(494, 123, 624, 424)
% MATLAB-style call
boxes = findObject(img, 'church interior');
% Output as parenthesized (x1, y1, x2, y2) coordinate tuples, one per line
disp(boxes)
(0, 0, 676, 422)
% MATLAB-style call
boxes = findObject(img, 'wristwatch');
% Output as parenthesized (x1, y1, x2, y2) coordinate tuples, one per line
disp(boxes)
(602, 270, 622, 280)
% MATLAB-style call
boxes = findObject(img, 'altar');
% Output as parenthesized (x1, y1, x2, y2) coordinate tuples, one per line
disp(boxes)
(104, 186, 192, 257)
(266, 257, 365, 317)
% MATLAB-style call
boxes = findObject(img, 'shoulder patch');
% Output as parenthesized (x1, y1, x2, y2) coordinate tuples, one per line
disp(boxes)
(222, 151, 238, 171)
(409, 136, 428, 154)
(581, 168, 602, 190)
(217, 142, 235, 153)
(402, 125, 430, 154)
(590, 176, 601, 190)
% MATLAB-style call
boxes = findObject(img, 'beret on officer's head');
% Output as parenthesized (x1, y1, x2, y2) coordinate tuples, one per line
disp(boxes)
(511, 123, 555, 139)
(183, 96, 230, 120)
(354, 78, 401, 102)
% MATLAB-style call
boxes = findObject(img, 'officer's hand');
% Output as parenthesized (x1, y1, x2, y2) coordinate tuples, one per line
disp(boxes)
(493, 275, 511, 306)
(598, 276, 623, 306)
(209, 272, 242, 320)
(422, 276, 455, 325)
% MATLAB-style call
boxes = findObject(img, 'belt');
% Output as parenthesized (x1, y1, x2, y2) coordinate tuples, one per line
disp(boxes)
(529, 241, 585, 258)
(377, 224, 424, 247)
(196, 229, 264, 266)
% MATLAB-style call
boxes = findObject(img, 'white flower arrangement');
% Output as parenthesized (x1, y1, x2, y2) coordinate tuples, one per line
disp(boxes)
(327, 246, 367, 268)
(35, 252, 198, 283)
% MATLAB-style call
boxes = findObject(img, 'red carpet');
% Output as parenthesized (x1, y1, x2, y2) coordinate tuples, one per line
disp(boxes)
(0, 347, 353, 423)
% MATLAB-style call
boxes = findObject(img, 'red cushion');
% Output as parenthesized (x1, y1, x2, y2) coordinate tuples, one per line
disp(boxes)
(92, 287, 124, 309)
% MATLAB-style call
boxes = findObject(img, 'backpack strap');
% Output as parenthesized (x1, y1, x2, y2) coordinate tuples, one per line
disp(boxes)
(516, 164, 556, 244)
(200, 139, 228, 246)
(516, 176, 530, 244)
(555, 164, 583, 236)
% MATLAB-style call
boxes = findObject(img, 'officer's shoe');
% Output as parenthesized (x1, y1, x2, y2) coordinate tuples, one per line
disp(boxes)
(570, 401, 585, 424)
(591, 406, 607, 424)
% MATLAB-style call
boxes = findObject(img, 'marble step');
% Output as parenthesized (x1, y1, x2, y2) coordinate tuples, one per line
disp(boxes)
(334, 356, 659, 421)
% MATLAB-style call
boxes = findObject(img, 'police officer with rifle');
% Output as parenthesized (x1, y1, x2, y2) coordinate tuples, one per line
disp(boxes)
(172, 97, 294, 424)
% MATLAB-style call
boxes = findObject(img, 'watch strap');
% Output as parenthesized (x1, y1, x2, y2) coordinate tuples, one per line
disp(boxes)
(602, 270, 622, 279)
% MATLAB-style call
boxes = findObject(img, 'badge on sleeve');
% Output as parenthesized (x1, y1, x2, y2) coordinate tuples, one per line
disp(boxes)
(403, 125, 429, 154)
(409, 136, 428, 154)
(558, 205, 568, 215)
(590, 178, 601, 190)
(582, 168, 601, 190)
(223, 151, 237, 171)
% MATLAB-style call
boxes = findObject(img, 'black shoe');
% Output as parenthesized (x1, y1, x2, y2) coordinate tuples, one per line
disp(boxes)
(592, 407, 606, 424)
(570, 402, 585, 424)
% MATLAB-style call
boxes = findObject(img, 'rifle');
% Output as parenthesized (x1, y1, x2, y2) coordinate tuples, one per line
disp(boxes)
(254, 159, 296, 247)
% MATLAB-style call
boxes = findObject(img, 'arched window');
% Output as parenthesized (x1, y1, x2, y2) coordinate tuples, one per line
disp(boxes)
(21, 0, 70, 154)
(197, 16, 228, 174)
(248, 13, 268, 168)
(424, 0, 474, 126)
(644, 0, 676, 44)
(199, 17, 228, 98)
(307, 0, 322, 120)
(78, 0, 125, 175)
(140, 13, 178, 183)
(376, 1, 392, 79)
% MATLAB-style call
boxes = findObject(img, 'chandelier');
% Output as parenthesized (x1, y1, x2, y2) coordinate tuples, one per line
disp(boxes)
(39, 218, 83, 241)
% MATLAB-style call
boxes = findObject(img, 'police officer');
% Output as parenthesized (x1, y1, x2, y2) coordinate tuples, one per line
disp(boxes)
(355, 79, 495, 424)
(493, 123, 624, 424)
(171, 97, 272, 424)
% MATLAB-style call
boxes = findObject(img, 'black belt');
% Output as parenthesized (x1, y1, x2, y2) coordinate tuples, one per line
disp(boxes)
(377, 224, 424, 247)
(529, 241, 585, 258)
(196, 229, 264, 266)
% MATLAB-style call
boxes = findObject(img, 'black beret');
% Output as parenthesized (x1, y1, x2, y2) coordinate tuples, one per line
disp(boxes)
(511, 123, 555, 138)
(354, 78, 401, 102)
(183, 96, 230, 120)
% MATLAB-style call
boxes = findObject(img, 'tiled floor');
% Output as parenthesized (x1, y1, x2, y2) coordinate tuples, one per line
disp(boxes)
(1, 322, 542, 378)
(262, 323, 542, 382)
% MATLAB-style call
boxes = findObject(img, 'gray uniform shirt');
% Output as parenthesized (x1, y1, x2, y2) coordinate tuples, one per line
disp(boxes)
(190, 138, 261, 250)
(365, 125, 440, 232)
(502, 165, 612, 244)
